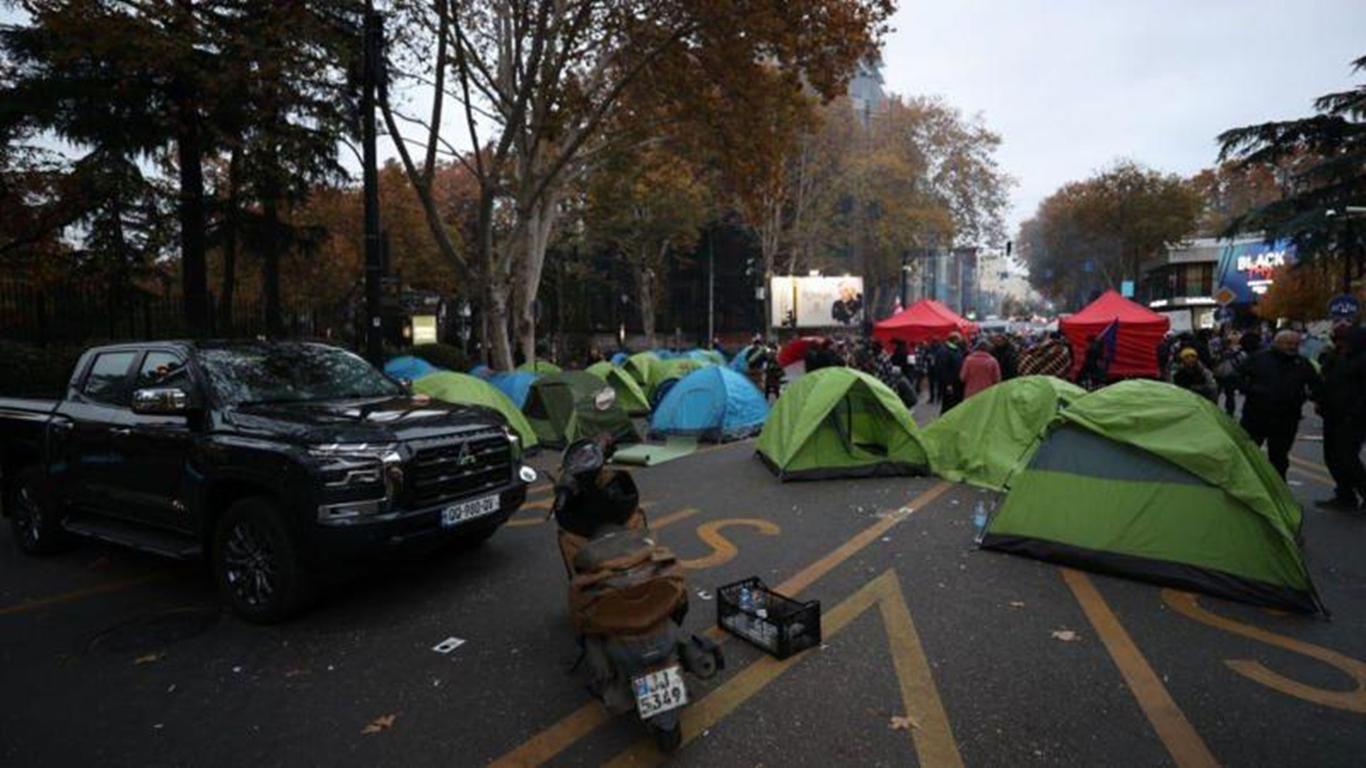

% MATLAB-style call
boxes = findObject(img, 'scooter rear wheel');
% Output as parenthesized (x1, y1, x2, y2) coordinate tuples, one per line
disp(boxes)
(651, 722, 683, 754)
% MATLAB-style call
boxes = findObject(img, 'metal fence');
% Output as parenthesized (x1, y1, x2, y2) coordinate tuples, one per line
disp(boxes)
(0, 280, 357, 348)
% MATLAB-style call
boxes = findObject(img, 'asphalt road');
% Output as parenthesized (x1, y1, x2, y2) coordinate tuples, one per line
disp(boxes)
(1, 404, 1364, 767)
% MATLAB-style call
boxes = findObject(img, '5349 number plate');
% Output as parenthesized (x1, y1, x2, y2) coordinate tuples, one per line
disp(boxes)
(633, 665, 688, 720)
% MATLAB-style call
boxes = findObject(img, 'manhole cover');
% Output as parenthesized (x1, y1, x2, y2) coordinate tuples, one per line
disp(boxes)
(87, 607, 222, 654)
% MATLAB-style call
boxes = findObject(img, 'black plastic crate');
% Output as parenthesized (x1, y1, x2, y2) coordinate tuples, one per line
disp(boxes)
(716, 577, 821, 660)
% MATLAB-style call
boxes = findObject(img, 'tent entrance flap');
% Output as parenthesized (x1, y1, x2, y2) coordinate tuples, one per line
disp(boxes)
(827, 383, 893, 458)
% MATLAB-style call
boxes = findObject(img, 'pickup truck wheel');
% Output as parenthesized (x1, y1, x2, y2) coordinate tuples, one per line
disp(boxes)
(213, 498, 315, 624)
(8, 467, 69, 555)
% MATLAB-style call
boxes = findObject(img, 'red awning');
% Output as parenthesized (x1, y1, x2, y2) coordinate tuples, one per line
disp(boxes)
(1059, 290, 1170, 378)
(872, 300, 978, 345)
(777, 336, 825, 367)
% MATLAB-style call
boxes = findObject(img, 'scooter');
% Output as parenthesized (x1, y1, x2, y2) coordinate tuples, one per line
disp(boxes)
(550, 436, 724, 753)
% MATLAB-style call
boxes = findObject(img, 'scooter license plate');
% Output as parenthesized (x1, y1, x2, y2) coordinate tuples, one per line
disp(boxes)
(633, 665, 688, 720)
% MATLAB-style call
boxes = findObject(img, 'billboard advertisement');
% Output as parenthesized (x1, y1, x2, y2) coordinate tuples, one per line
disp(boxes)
(770, 276, 865, 329)
(1215, 239, 1296, 304)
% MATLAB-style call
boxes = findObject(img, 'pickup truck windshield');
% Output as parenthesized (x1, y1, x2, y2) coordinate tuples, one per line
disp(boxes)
(198, 344, 402, 406)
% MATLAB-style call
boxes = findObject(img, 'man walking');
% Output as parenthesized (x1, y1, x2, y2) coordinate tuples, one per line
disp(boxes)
(1238, 330, 1321, 478)
(1316, 326, 1366, 510)
(936, 334, 967, 412)
(961, 340, 1002, 399)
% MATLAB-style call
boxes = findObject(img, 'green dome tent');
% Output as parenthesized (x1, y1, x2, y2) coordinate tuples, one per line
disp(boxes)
(623, 352, 660, 388)
(756, 367, 921, 481)
(586, 361, 651, 416)
(910, 376, 1084, 491)
(523, 371, 639, 449)
(517, 360, 562, 374)
(982, 380, 1324, 614)
(412, 372, 539, 453)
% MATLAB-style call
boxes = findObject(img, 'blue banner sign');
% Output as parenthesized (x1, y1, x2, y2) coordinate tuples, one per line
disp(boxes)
(1215, 239, 1296, 304)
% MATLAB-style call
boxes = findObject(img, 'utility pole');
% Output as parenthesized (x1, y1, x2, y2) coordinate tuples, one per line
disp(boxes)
(362, 4, 385, 365)
(707, 226, 715, 345)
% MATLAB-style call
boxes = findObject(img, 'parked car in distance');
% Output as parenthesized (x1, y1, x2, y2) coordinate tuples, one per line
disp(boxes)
(0, 340, 535, 623)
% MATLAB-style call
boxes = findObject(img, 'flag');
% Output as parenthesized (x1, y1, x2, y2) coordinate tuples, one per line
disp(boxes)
(1098, 319, 1120, 368)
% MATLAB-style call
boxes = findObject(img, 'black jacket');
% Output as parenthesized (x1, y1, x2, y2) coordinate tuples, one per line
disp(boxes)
(1238, 349, 1320, 424)
(1319, 346, 1366, 430)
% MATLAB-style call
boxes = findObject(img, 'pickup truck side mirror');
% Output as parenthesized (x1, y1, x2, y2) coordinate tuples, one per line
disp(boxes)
(132, 387, 191, 415)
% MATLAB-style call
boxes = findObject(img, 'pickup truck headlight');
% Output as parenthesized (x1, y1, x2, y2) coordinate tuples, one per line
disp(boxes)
(311, 443, 403, 524)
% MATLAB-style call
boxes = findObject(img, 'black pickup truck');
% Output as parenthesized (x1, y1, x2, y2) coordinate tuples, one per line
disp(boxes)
(0, 340, 534, 622)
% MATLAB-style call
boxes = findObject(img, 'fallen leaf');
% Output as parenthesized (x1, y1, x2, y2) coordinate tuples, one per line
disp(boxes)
(284, 668, 309, 678)
(1008, 601, 1026, 608)
(889, 715, 919, 731)
(362, 714, 397, 734)
(134, 652, 164, 666)
(1051, 629, 1080, 642)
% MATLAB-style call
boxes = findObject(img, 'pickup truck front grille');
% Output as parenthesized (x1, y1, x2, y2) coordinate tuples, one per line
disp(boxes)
(406, 430, 513, 509)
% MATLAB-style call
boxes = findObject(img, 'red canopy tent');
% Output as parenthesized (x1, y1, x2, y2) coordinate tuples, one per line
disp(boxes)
(1059, 290, 1170, 379)
(872, 300, 978, 345)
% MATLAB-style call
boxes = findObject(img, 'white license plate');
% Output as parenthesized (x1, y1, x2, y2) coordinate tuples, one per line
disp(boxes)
(440, 495, 499, 527)
(633, 665, 688, 720)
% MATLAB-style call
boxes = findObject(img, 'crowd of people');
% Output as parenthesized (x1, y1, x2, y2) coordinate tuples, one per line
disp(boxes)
(731, 320, 1364, 512)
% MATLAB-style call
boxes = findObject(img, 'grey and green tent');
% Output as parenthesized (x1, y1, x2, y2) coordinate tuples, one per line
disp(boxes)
(982, 380, 1324, 614)
(412, 371, 539, 453)
(586, 361, 651, 416)
(909, 376, 1084, 491)
(756, 367, 921, 481)
(522, 371, 639, 449)
(648, 358, 712, 403)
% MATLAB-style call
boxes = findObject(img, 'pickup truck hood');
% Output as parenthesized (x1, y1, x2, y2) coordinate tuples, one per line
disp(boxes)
(225, 396, 506, 445)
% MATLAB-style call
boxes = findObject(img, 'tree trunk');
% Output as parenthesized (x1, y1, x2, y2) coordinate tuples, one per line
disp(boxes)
(635, 259, 657, 348)
(219, 146, 240, 327)
(174, 0, 209, 337)
(516, 191, 558, 364)
(475, 185, 515, 370)
(262, 188, 283, 337)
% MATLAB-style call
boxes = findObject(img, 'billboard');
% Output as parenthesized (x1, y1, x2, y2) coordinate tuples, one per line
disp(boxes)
(770, 276, 865, 329)
(1215, 239, 1296, 304)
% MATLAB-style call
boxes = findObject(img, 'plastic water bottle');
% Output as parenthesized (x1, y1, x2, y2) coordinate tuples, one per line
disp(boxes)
(972, 501, 988, 545)
(737, 585, 754, 634)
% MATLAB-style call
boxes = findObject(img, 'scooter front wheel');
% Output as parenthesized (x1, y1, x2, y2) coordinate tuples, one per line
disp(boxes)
(651, 721, 683, 754)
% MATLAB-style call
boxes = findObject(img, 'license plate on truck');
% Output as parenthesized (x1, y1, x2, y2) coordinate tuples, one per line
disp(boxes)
(440, 495, 499, 527)
(633, 665, 688, 719)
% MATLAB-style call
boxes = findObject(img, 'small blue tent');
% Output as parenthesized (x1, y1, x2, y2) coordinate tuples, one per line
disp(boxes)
(610, 351, 629, 366)
(489, 371, 538, 409)
(385, 355, 439, 381)
(650, 366, 769, 442)
(729, 348, 751, 372)
(469, 364, 493, 379)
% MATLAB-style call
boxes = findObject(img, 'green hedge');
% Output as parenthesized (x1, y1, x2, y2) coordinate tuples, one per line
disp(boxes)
(0, 341, 87, 398)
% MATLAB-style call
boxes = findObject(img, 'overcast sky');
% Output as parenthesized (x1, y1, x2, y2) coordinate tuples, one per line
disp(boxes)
(880, 0, 1366, 241)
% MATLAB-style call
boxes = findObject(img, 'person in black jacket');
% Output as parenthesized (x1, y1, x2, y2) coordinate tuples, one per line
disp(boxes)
(990, 333, 1019, 381)
(936, 334, 966, 412)
(1237, 330, 1321, 478)
(1316, 326, 1366, 510)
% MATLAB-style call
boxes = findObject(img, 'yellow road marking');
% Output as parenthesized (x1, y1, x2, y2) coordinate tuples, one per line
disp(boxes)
(1061, 569, 1219, 768)
(1289, 459, 1333, 483)
(0, 573, 168, 617)
(679, 519, 781, 570)
(1288, 454, 1329, 474)
(486, 481, 953, 767)
(650, 507, 700, 531)
(1163, 589, 1366, 713)
(603, 569, 962, 768)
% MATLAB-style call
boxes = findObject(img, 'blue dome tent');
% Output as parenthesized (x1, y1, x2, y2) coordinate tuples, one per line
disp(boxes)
(610, 351, 629, 366)
(650, 366, 769, 442)
(385, 355, 439, 381)
(489, 371, 538, 409)
(469, 364, 494, 379)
